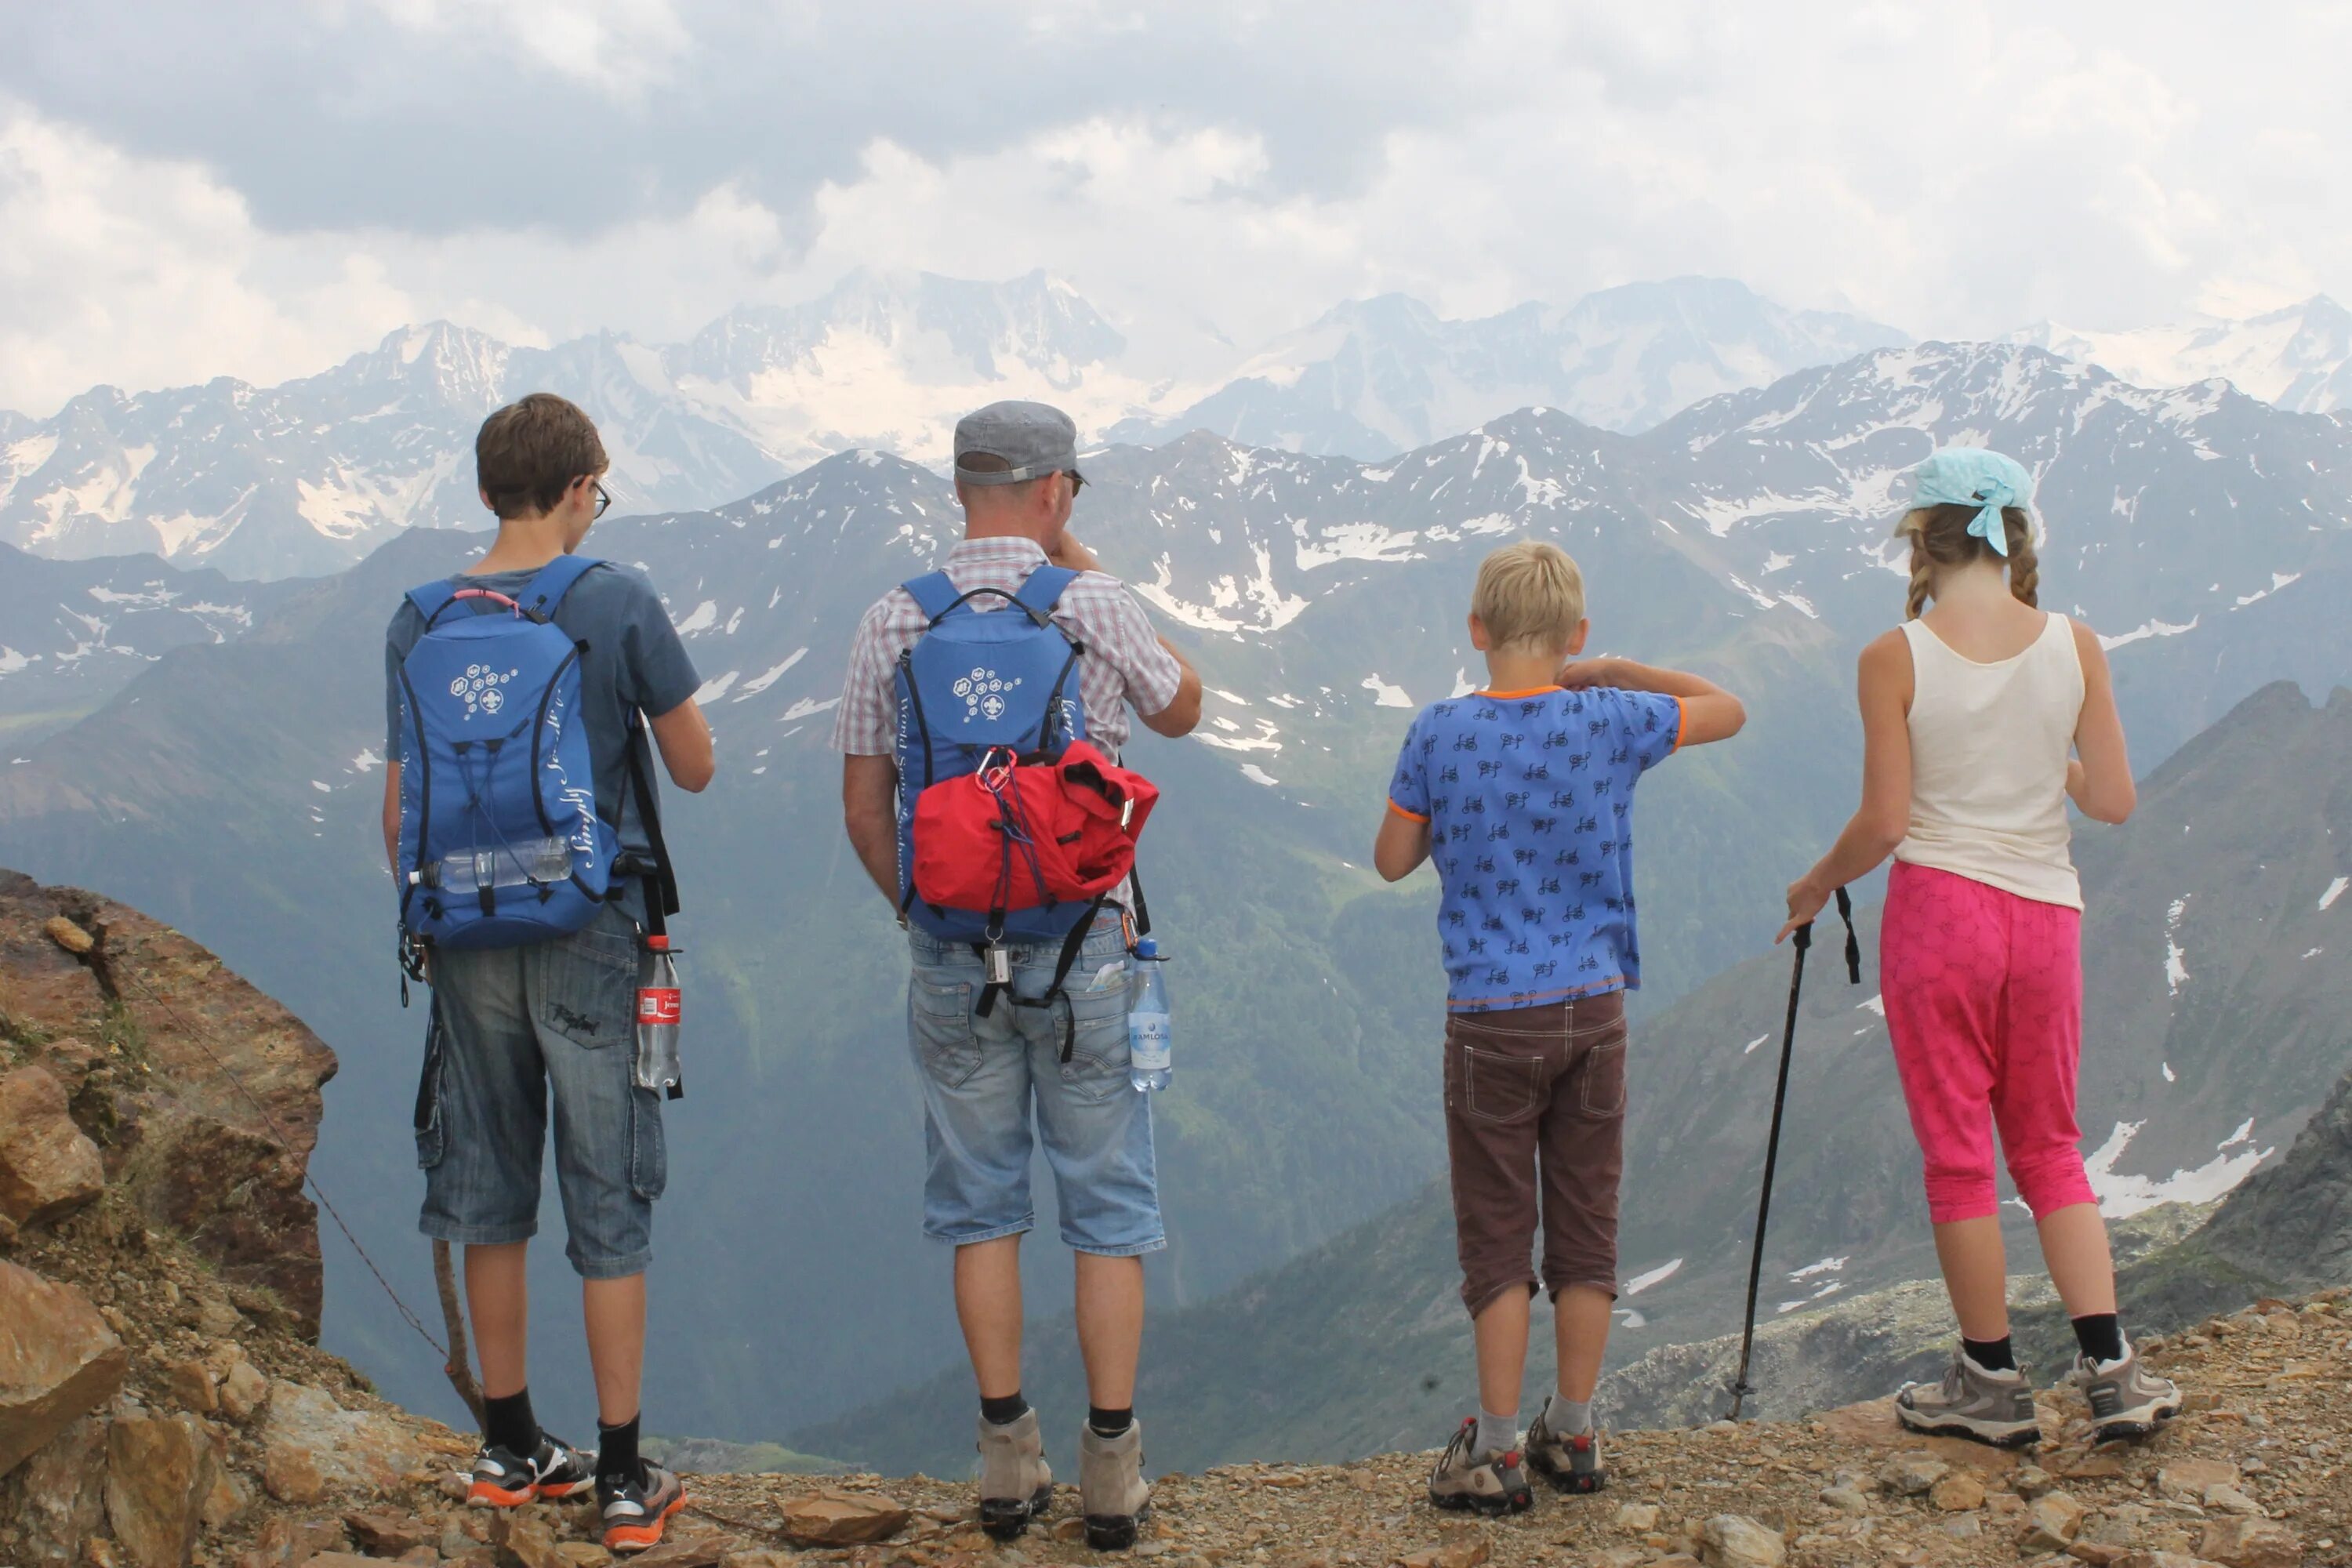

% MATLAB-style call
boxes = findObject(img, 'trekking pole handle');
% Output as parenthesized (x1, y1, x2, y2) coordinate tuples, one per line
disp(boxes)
(1832, 885, 1860, 985)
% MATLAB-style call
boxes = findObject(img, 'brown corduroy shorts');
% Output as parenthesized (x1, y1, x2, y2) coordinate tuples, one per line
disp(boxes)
(1442, 989, 1628, 1317)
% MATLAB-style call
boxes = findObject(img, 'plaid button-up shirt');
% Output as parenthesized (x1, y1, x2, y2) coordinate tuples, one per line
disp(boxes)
(831, 535, 1183, 763)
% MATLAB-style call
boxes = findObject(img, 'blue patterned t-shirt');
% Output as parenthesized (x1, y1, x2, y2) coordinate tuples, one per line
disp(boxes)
(1388, 685, 1683, 1013)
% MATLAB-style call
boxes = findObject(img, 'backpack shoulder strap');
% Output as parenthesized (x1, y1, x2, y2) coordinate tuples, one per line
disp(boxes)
(903, 572, 962, 623)
(519, 554, 606, 622)
(1011, 564, 1080, 622)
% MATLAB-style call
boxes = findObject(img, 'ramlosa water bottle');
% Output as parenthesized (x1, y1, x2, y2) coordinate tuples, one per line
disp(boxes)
(1127, 938, 1171, 1093)
(633, 935, 683, 1099)
(415, 834, 571, 891)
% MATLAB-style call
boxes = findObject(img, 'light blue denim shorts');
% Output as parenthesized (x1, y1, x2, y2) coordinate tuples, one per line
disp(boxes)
(906, 915, 1164, 1256)
(415, 903, 665, 1279)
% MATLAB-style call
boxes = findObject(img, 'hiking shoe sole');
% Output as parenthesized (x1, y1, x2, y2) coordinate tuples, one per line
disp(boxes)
(2091, 1399, 2180, 1445)
(1895, 1406, 2042, 1450)
(604, 1489, 688, 1554)
(1428, 1485, 1533, 1516)
(1530, 1457, 1606, 1494)
(981, 1483, 1056, 1541)
(467, 1480, 539, 1508)
(1085, 1503, 1152, 1552)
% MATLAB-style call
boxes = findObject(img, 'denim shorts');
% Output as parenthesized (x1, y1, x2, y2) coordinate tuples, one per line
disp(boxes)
(415, 903, 665, 1279)
(906, 915, 1164, 1256)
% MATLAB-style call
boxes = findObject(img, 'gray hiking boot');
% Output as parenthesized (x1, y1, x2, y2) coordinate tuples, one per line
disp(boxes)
(1078, 1419, 1152, 1552)
(975, 1410, 1054, 1541)
(2071, 1342, 2181, 1443)
(1895, 1349, 2041, 1448)
(1425, 1417, 1533, 1515)
(1524, 1406, 1606, 1494)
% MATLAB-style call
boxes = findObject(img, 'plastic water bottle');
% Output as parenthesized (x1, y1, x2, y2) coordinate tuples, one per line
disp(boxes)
(633, 935, 683, 1098)
(417, 835, 571, 891)
(1127, 938, 1171, 1093)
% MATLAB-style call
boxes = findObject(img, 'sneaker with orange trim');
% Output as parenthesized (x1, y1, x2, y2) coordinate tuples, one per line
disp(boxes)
(467, 1433, 597, 1508)
(599, 1461, 687, 1554)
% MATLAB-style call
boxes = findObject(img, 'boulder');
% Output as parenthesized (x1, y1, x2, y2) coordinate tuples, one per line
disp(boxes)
(163, 1359, 217, 1417)
(777, 1490, 913, 1546)
(0, 1410, 109, 1565)
(2196, 1517, 2301, 1568)
(1878, 1454, 1948, 1496)
(2154, 1460, 2241, 1501)
(1927, 1470, 1985, 1512)
(491, 1512, 569, 1568)
(2020, 1491, 2086, 1553)
(1613, 1501, 1662, 1532)
(0, 1065, 105, 1232)
(260, 1381, 426, 1503)
(202, 1465, 252, 1531)
(214, 1351, 269, 1423)
(0, 1260, 129, 1474)
(346, 1510, 434, 1555)
(1817, 1485, 1871, 1516)
(103, 1411, 220, 1568)
(1700, 1515, 1784, 1568)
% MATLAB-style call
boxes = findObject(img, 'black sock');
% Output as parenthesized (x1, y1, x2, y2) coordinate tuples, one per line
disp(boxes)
(1962, 1335, 2016, 1373)
(980, 1391, 1030, 1427)
(2072, 1313, 2125, 1365)
(597, 1413, 641, 1484)
(483, 1388, 539, 1456)
(1088, 1406, 1133, 1437)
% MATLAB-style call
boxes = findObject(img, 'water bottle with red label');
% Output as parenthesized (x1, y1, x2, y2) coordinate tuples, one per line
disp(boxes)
(633, 935, 684, 1099)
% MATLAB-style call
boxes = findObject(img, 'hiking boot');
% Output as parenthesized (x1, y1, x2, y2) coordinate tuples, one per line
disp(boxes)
(2071, 1343, 2181, 1443)
(1895, 1349, 2041, 1448)
(466, 1432, 597, 1507)
(1426, 1418, 1533, 1515)
(975, 1409, 1054, 1541)
(598, 1461, 687, 1555)
(1525, 1406, 1606, 1494)
(1078, 1418, 1152, 1551)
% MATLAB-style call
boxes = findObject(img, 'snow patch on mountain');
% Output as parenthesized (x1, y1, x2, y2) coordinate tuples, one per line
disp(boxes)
(2086, 1119, 2273, 1218)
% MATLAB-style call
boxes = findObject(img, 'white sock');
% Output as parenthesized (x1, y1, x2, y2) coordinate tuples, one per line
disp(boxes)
(1474, 1408, 1519, 1458)
(1544, 1393, 1593, 1435)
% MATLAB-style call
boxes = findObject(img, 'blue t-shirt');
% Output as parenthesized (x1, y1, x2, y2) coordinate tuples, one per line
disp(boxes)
(1388, 686, 1683, 1012)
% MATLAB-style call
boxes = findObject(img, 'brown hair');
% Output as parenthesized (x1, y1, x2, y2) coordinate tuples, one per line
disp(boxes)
(1472, 539, 1586, 654)
(1893, 503, 2039, 620)
(476, 393, 608, 520)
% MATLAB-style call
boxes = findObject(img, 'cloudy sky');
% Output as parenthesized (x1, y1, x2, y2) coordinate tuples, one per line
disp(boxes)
(2, 1, 2346, 416)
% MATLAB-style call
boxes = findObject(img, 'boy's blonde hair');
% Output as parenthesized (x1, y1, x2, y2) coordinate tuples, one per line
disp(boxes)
(1472, 540, 1585, 654)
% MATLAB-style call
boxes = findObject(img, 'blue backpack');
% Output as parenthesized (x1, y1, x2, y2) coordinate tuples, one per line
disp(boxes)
(893, 566, 1149, 1049)
(394, 555, 631, 953)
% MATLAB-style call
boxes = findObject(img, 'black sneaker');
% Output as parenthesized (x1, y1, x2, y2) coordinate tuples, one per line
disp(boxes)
(467, 1432, 597, 1508)
(600, 1461, 688, 1555)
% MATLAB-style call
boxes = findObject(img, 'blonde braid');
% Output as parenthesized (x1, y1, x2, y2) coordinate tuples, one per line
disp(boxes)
(1904, 538, 1934, 619)
(2004, 509, 2041, 607)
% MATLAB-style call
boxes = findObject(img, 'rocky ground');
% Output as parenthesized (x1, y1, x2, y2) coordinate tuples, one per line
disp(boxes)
(5, 866, 2350, 1568)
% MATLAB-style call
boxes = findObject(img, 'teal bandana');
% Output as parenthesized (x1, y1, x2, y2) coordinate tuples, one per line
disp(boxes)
(1903, 447, 2034, 557)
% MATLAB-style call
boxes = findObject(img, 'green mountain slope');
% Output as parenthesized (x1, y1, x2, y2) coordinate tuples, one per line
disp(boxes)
(799, 681, 2352, 1472)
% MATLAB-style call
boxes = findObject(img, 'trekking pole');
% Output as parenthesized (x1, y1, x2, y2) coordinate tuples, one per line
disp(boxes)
(1726, 886, 1860, 1422)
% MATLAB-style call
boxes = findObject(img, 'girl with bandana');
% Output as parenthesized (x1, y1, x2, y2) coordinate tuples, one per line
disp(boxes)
(1780, 448, 2183, 1448)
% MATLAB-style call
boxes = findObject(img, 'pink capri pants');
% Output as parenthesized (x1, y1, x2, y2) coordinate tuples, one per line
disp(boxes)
(1880, 861, 2099, 1225)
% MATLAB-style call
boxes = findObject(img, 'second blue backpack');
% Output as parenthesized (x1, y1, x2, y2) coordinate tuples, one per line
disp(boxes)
(892, 565, 1091, 944)
(394, 554, 622, 950)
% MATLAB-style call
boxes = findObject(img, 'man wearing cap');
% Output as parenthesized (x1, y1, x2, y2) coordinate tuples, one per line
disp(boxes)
(833, 401, 1202, 1548)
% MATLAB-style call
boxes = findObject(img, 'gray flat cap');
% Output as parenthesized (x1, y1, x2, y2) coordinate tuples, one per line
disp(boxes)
(953, 400, 1083, 486)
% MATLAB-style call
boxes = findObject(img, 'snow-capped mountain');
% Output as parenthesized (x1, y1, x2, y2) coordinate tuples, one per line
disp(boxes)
(3, 341, 2346, 1443)
(0, 270, 1197, 581)
(2009, 295, 2352, 415)
(1108, 277, 1911, 456)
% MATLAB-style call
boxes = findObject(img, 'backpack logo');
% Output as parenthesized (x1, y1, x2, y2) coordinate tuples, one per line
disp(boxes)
(448, 664, 520, 720)
(953, 666, 1022, 723)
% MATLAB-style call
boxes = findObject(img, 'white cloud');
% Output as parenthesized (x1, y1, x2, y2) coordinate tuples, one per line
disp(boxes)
(5, 2, 2351, 415)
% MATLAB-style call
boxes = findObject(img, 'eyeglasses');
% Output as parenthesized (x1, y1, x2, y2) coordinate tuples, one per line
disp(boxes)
(1066, 470, 1087, 495)
(592, 481, 612, 519)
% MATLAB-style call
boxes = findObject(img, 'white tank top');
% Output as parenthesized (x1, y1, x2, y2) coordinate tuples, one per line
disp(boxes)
(1893, 612, 2086, 909)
